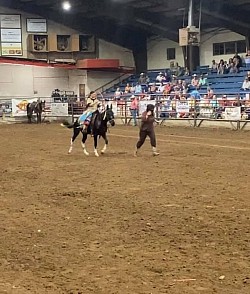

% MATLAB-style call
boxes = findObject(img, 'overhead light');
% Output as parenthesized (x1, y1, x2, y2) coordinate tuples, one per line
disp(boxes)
(62, 1, 71, 11)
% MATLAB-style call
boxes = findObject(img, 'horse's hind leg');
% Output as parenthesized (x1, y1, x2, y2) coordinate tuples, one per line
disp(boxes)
(81, 133, 89, 156)
(68, 128, 80, 154)
(101, 134, 108, 154)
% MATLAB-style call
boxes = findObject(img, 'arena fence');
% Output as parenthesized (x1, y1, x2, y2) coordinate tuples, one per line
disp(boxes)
(0, 93, 250, 130)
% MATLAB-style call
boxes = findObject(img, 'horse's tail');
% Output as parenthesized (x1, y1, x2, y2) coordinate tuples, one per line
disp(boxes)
(60, 120, 80, 129)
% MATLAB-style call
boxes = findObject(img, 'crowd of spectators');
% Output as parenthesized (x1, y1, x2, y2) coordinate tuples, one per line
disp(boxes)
(106, 50, 250, 121)
(211, 52, 243, 74)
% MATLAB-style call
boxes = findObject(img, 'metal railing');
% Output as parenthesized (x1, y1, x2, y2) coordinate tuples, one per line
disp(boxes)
(1, 94, 250, 130)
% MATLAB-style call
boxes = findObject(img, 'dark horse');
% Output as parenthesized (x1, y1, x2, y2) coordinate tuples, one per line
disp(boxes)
(62, 105, 115, 156)
(27, 100, 45, 123)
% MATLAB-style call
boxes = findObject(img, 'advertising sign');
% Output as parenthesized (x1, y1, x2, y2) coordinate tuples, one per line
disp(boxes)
(12, 98, 37, 116)
(27, 18, 47, 33)
(51, 103, 68, 117)
(1, 28, 22, 42)
(1, 42, 22, 55)
(0, 15, 21, 28)
(139, 100, 156, 115)
(224, 107, 241, 120)
(176, 101, 189, 113)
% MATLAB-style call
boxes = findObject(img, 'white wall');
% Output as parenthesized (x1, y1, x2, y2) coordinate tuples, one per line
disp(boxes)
(33, 67, 70, 97)
(200, 30, 245, 65)
(147, 30, 246, 70)
(98, 39, 135, 68)
(147, 37, 184, 70)
(0, 64, 123, 98)
(86, 71, 122, 94)
(68, 70, 87, 97)
(0, 64, 72, 97)
(0, 64, 34, 97)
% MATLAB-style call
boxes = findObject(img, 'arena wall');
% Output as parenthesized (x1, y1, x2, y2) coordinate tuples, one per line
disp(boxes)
(0, 63, 126, 97)
(98, 39, 135, 68)
(0, 6, 134, 67)
(0, 6, 135, 98)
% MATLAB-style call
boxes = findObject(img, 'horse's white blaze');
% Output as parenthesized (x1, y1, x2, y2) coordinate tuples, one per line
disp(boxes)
(81, 142, 89, 156)
(94, 149, 99, 157)
(101, 144, 107, 154)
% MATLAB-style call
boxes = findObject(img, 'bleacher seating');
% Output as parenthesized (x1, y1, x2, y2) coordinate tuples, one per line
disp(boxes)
(104, 65, 250, 98)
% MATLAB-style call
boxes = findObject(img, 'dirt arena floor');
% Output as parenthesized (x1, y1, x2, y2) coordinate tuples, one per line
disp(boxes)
(0, 123, 249, 294)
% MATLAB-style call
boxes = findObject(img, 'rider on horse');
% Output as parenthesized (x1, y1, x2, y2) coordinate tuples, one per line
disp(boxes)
(78, 91, 101, 133)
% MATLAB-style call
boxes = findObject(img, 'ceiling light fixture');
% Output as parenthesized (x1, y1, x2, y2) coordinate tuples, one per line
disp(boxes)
(62, 1, 71, 11)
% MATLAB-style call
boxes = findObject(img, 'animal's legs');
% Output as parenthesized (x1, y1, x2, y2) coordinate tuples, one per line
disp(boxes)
(81, 133, 89, 156)
(68, 128, 80, 154)
(101, 134, 108, 154)
(94, 135, 99, 157)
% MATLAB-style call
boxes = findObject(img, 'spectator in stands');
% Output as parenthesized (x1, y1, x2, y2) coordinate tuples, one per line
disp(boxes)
(175, 62, 184, 77)
(247, 71, 250, 80)
(198, 74, 208, 88)
(211, 94, 219, 109)
(227, 59, 237, 74)
(130, 95, 139, 126)
(124, 83, 131, 94)
(211, 60, 218, 71)
(181, 81, 188, 95)
(163, 82, 171, 96)
(156, 72, 165, 83)
(207, 87, 214, 99)
(184, 67, 190, 76)
(191, 74, 199, 88)
(245, 50, 250, 67)
(241, 77, 250, 90)
(130, 84, 135, 93)
(190, 89, 201, 100)
(164, 70, 171, 82)
(149, 83, 157, 94)
(114, 87, 122, 100)
(217, 59, 225, 74)
(138, 73, 147, 84)
(233, 52, 242, 72)
(200, 94, 210, 107)
(221, 94, 229, 107)
(134, 83, 142, 94)
(157, 82, 165, 93)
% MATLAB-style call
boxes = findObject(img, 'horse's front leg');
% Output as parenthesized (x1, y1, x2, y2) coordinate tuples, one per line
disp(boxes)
(81, 133, 89, 156)
(101, 134, 108, 154)
(68, 128, 80, 154)
(94, 135, 99, 157)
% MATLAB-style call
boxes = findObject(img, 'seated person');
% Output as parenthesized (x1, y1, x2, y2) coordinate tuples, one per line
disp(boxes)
(191, 74, 199, 88)
(156, 72, 165, 83)
(233, 52, 242, 71)
(138, 73, 147, 84)
(245, 50, 250, 66)
(198, 74, 208, 88)
(217, 59, 225, 74)
(211, 60, 218, 71)
(134, 83, 142, 94)
(242, 77, 250, 90)
(124, 83, 131, 94)
(114, 87, 122, 100)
